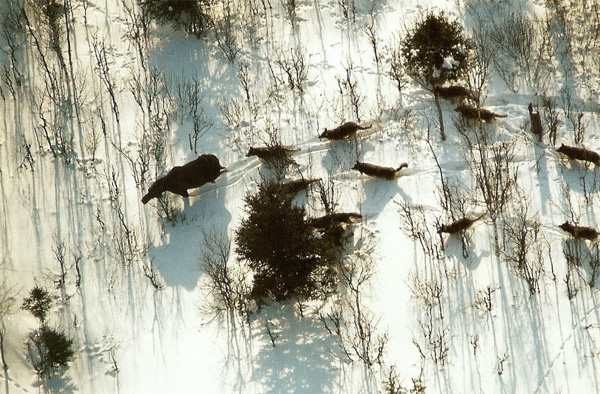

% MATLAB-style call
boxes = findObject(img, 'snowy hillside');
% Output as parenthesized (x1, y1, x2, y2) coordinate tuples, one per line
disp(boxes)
(1, 0, 600, 393)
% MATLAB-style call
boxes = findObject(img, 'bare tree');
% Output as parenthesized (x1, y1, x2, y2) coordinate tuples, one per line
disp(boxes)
(274, 47, 309, 93)
(172, 76, 213, 154)
(0, 5, 26, 99)
(560, 87, 588, 145)
(0, 258, 16, 375)
(501, 197, 546, 295)
(337, 62, 364, 122)
(52, 236, 68, 289)
(337, 0, 356, 21)
(316, 178, 339, 214)
(199, 229, 251, 324)
(541, 94, 560, 146)
(385, 37, 408, 100)
(464, 10, 494, 105)
(457, 119, 518, 253)
(409, 272, 449, 366)
(364, 6, 380, 65)
(106, 168, 147, 267)
(142, 261, 164, 290)
(213, 3, 239, 63)
(320, 252, 388, 367)
(473, 286, 496, 313)
(396, 199, 442, 260)
(91, 34, 120, 122)
(488, 11, 554, 92)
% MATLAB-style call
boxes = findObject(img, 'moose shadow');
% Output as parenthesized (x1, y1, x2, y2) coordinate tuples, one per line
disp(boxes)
(562, 238, 600, 287)
(320, 137, 374, 175)
(357, 176, 403, 219)
(150, 183, 231, 290)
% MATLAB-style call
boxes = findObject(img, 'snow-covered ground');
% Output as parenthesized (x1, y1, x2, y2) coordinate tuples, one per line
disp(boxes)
(2, 0, 600, 392)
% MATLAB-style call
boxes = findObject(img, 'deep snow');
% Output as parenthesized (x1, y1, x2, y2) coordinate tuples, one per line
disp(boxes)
(2, 0, 600, 393)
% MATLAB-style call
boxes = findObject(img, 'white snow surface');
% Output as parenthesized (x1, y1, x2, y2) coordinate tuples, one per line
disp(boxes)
(1, 0, 600, 393)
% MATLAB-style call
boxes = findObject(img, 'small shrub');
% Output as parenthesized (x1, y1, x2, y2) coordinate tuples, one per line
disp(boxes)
(141, 0, 211, 37)
(22, 286, 53, 324)
(235, 182, 338, 305)
(26, 326, 74, 378)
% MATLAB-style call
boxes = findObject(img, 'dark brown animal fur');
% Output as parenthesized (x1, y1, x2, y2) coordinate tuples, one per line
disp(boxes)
(559, 222, 599, 241)
(279, 178, 322, 196)
(309, 212, 363, 229)
(142, 154, 226, 204)
(438, 215, 484, 234)
(529, 103, 543, 142)
(319, 122, 372, 140)
(455, 104, 507, 122)
(310, 212, 362, 246)
(246, 145, 300, 161)
(352, 161, 408, 180)
(433, 85, 475, 101)
(557, 144, 600, 166)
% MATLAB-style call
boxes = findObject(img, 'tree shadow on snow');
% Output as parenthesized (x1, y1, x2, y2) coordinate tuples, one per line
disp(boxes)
(252, 305, 339, 394)
(150, 186, 231, 290)
(34, 371, 78, 394)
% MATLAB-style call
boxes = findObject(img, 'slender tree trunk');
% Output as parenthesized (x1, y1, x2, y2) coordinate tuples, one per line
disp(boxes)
(433, 91, 446, 141)
(0, 328, 8, 373)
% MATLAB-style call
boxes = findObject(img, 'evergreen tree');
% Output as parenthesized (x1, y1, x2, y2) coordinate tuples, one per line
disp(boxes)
(27, 326, 74, 377)
(22, 286, 74, 377)
(402, 11, 471, 87)
(22, 286, 53, 324)
(235, 182, 338, 304)
(402, 12, 472, 140)
(141, 0, 210, 38)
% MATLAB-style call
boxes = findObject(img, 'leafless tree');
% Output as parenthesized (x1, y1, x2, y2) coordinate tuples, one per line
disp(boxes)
(218, 98, 246, 129)
(106, 168, 147, 267)
(464, 8, 494, 105)
(474, 286, 496, 313)
(172, 76, 214, 154)
(337, 0, 356, 21)
(121, 0, 150, 72)
(0, 258, 16, 375)
(52, 236, 68, 289)
(409, 273, 449, 366)
(364, 6, 380, 65)
(496, 351, 509, 375)
(386, 37, 409, 100)
(457, 119, 518, 253)
(142, 261, 164, 290)
(560, 87, 588, 145)
(337, 62, 364, 122)
(320, 252, 388, 367)
(199, 229, 251, 324)
(91, 35, 120, 122)
(541, 94, 560, 146)
(397, 199, 442, 260)
(316, 178, 339, 214)
(284, 0, 297, 26)
(265, 320, 280, 347)
(501, 196, 546, 295)
(213, 3, 239, 62)
(0, 5, 26, 99)
(274, 47, 309, 93)
(488, 11, 554, 92)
